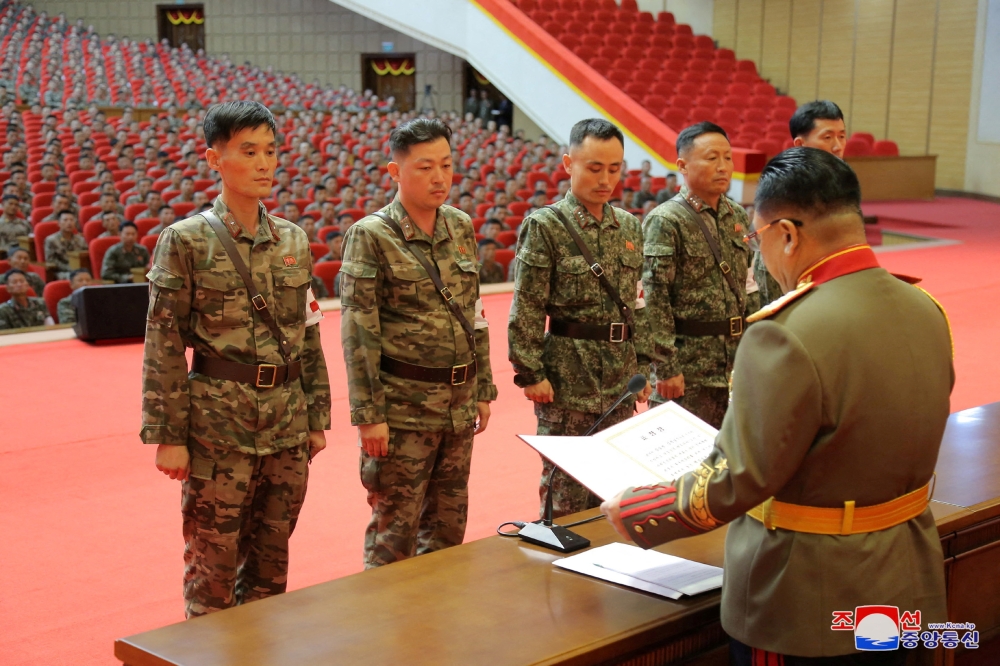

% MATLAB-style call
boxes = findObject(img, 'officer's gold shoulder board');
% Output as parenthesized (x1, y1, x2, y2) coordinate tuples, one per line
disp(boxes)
(914, 285, 954, 359)
(746, 281, 816, 323)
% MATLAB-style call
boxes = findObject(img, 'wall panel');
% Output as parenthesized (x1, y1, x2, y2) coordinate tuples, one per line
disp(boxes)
(714, 0, 738, 51)
(850, 0, 895, 138)
(760, 0, 792, 92)
(735, 0, 764, 64)
(787, 0, 822, 103)
(817, 0, 855, 118)
(886, 0, 937, 155)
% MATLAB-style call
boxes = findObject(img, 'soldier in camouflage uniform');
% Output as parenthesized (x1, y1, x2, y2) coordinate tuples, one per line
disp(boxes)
(56, 268, 93, 324)
(1, 247, 46, 296)
(44, 211, 88, 280)
(508, 119, 654, 520)
(644, 122, 752, 429)
(0, 194, 30, 248)
(340, 118, 497, 569)
(142, 102, 331, 618)
(0, 269, 52, 329)
(100, 221, 150, 283)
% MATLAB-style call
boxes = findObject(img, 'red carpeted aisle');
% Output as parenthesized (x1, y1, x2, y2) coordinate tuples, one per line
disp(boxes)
(1, 197, 998, 665)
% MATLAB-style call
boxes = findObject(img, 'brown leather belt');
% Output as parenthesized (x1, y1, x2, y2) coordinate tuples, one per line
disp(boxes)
(675, 316, 746, 338)
(549, 319, 632, 342)
(193, 353, 302, 389)
(380, 354, 477, 386)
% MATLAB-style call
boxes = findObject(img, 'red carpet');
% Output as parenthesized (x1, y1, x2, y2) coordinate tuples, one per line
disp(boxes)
(2, 197, 998, 665)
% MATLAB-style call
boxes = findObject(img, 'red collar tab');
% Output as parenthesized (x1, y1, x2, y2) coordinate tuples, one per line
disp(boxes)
(797, 245, 880, 288)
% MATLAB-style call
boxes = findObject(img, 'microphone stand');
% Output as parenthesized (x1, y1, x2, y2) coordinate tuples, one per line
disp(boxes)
(518, 375, 646, 553)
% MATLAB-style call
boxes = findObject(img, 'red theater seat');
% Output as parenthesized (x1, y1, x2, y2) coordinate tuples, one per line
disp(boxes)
(44, 280, 72, 322)
(89, 237, 119, 276)
(871, 140, 899, 156)
(313, 261, 341, 296)
(844, 139, 873, 157)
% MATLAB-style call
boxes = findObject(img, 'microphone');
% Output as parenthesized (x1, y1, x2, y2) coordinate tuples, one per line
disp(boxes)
(518, 374, 648, 553)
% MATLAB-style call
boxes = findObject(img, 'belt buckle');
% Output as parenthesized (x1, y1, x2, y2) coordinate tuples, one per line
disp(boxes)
(590, 263, 604, 278)
(256, 363, 277, 388)
(251, 294, 267, 311)
(729, 316, 743, 337)
(451, 363, 469, 386)
(609, 322, 626, 343)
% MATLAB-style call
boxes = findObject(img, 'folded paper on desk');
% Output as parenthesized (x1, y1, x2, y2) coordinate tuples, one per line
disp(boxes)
(555, 543, 723, 600)
(519, 401, 717, 500)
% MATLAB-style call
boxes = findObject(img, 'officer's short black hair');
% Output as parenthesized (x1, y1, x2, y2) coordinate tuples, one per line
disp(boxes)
(477, 238, 501, 249)
(324, 230, 342, 242)
(119, 220, 137, 232)
(158, 205, 174, 214)
(482, 218, 502, 227)
(180, 176, 194, 183)
(676, 122, 729, 156)
(569, 118, 624, 148)
(5, 267, 27, 279)
(69, 268, 91, 280)
(2, 194, 17, 201)
(789, 101, 844, 139)
(459, 191, 473, 199)
(8, 244, 26, 256)
(203, 101, 276, 149)
(58, 210, 76, 221)
(755, 147, 861, 219)
(389, 118, 452, 158)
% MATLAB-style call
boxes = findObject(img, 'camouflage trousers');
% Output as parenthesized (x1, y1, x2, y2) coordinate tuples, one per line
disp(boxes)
(536, 404, 634, 520)
(652, 384, 729, 430)
(360, 426, 474, 569)
(181, 439, 308, 618)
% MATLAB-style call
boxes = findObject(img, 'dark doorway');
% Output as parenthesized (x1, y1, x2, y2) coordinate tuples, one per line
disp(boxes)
(157, 5, 206, 51)
(462, 63, 513, 128)
(362, 55, 416, 112)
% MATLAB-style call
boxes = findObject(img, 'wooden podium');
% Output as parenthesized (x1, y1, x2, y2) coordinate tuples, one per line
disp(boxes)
(116, 404, 1000, 666)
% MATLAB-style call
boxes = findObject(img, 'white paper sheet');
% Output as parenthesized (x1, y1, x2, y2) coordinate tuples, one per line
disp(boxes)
(553, 544, 683, 600)
(519, 401, 717, 499)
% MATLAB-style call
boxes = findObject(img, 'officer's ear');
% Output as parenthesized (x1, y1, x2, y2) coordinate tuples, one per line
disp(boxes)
(386, 161, 401, 183)
(779, 219, 801, 255)
(561, 152, 572, 173)
(205, 146, 221, 172)
(675, 156, 687, 174)
(792, 136, 805, 148)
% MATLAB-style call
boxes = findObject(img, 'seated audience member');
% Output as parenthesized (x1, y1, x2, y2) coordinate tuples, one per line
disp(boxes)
(42, 193, 74, 223)
(92, 191, 125, 221)
(337, 212, 356, 234)
(134, 190, 165, 220)
(0, 194, 30, 248)
(633, 177, 657, 208)
(282, 201, 301, 224)
(477, 239, 506, 284)
(655, 173, 680, 204)
(98, 212, 122, 238)
(124, 177, 154, 206)
(304, 185, 327, 213)
(318, 230, 343, 263)
(480, 218, 505, 246)
(1, 246, 45, 295)
(168, 176, 197, 204)
(101, 221, 150, 283)
(192, 190, 210, 210)
(298, 214, 318, 242)
(0, 269, 53, 330)
(56, 268, 94, 324)
(44, 211, 88, 279)
(146, 205, 177, 235)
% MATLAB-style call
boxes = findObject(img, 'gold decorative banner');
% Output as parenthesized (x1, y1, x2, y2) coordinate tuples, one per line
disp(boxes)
(371, 58, 415, 76)
(473, 71, 490, 86)
(166, 9, 204, 25)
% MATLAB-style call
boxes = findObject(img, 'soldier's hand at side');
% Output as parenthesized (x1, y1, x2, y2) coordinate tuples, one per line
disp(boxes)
(600, 489, 631, 541)
(656, 374, 685, 400)
(359, 422, 390, 458)
(474, 401, 491, 435)
(155, 444, 190, 481)
(307, 430, 327, 459)
(637, 380, 653, 403)
(524, 379, 554, 403)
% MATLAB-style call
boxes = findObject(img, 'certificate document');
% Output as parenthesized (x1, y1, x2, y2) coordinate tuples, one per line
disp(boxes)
(519, 401, 717, 500)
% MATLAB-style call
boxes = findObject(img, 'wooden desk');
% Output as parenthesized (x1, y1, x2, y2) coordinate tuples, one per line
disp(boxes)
(846, 155, 937, 201)
(116, 405, 1000, 666)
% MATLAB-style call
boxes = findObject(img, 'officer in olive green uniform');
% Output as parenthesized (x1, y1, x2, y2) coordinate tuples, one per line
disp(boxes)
(0, 269, 51, 329)
(509, 119, 653, 519)
(643, 122, 751, 429)
(141, 102, 331, 618)
(100, 222, 150, 283)
(44, 212, 89, 280)
(341, 118, 497, 569)
(0, 195, 30, 247)
(603, 149, 951, 662)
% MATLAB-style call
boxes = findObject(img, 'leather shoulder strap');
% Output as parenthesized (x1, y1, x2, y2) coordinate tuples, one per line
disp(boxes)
(372, 211, 477, 358)
(544, 204, 635, 336)
(673, 196, 745, 313)
(203, 210, 294, 364)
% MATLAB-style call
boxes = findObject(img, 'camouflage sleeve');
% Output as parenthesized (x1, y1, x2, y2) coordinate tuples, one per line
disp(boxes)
(0, 305, 13, 330)
(57, 297, 76, 324)
(631, 218, 658, 377)
(754, 251, 783, 307)
(300, 322, 332, 430)
(101, 246, 128, 283)
(339, 225, 386, 426)
(642, 213, 681, 379)
(140, 228, 192, 445)
(619, 320, 822, 547)
(507, 216, 552, 388)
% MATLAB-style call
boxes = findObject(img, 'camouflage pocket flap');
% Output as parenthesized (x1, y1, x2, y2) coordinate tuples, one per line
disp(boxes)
(189, 457, 215, 480)
(273, 267, 310, 288)
(645, 243, 675, 257)
(147, 265, 184, 290)
(556, 255, 590, 274)
(515, 249, 552, 269)
(457, 259, 478, 274)
(194, 270, 242, 291)
(390, 263, 427, 282)
(620, 250, 643, 268)
(339, 261, 377, 280)
(731, 237, 749, 252)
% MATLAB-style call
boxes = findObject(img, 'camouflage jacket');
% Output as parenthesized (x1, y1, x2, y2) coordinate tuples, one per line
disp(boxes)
(140, 197, 332, 455)
(340, 198, 498, 433)
(0, 214, 30, 248)
(101, 242, 150, 283)
(56, 294, 76, 324)
(508, 192, 654, 418)
(478, 259, 506, 284)
(643, 186, 751, 390)
(1, 268, 45, 296)
(44, 232, 88, 275)
(0, 296, 49, 330)
(754, 251, 783, 307)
